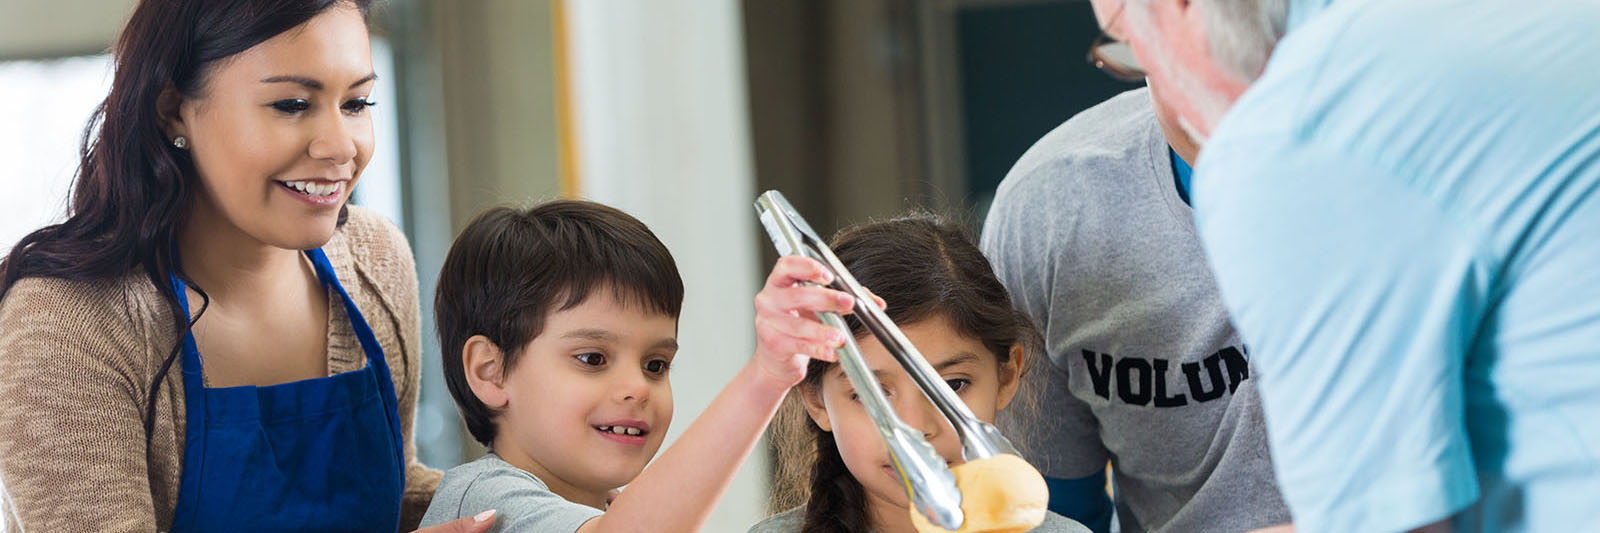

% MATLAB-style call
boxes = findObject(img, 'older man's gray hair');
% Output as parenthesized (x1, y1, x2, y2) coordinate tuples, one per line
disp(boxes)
(1207, 0, 1288, 80)
(1130, 0, 1289, 82)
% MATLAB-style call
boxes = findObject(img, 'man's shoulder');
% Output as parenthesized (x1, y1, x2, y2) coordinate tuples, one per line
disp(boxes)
(995, 87, 1159, 206)
(1036, 511, 1093, 533)
(1020, 87, 1157, 169)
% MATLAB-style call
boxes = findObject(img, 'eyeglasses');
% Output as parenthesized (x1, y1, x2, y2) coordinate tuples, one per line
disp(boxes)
(1088, 33, 1146, 82)
(1087, 4, 1146, 82)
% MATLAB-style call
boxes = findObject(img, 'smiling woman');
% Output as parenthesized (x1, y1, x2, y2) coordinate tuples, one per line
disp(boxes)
(0, 1, 475, 532)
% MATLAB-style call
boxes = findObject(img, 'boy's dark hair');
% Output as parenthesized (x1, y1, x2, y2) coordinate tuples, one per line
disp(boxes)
(434, 200, 684, 447)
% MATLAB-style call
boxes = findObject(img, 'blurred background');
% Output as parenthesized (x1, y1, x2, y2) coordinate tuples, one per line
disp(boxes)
(0, 0, 1140, 529)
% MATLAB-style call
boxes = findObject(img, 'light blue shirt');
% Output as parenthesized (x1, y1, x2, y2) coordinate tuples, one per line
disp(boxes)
(1192, 0, 1600, 531)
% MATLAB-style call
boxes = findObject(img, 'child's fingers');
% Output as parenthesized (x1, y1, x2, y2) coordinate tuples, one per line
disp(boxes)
(767, 256, 834, 289)
(811, 343, 839, 362)
(756, 285, 855, 318)
(757, 328, 839, 363)
(758, 313, 846, 348)
(864, 288, 887, 310)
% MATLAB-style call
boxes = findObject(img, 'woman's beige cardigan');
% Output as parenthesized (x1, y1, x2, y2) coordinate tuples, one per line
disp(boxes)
(0, 206, 442, 532)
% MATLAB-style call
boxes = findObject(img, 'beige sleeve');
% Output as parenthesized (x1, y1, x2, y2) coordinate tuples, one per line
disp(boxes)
(351, 209, 443, 531)
(0, 278, 157, 532)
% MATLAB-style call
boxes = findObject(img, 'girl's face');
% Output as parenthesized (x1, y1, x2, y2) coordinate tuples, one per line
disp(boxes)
(801, 315, 1024, 524)
(167, 3, 375, 251)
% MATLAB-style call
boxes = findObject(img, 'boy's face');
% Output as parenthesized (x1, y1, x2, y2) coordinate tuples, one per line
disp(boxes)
(497, 293, 678, 495)
(801, 315, 1021, 515)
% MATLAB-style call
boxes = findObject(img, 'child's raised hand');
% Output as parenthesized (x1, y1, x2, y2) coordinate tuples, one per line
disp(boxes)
(752, 256, 856, 388)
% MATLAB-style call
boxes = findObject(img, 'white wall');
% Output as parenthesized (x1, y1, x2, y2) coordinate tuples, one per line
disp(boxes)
(0, 55, 112, 250)
(0, 0, 136, 60)
(565, 1, 768, 530)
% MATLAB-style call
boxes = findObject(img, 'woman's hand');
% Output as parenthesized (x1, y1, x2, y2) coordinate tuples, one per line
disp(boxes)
(414, 510, 495, 533)
(751, 256, 856, 388)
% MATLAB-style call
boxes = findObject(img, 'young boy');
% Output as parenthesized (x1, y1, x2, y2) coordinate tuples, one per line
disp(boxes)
(420, 200, 855, 532)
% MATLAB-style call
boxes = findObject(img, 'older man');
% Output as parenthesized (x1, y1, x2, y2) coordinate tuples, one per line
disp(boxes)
(984, 84, 1290, 533)
(1087, 0, 1600, 531)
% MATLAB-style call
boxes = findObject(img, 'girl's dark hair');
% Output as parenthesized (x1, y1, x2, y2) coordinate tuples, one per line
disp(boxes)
(777, 213, 1042, 533)
(0, 0, 372, 442)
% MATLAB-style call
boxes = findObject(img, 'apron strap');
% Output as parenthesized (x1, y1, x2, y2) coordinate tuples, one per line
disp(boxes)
(170, 249, 407, 475)
(167, 272, 211, 526)
(306, 248, 406, 472)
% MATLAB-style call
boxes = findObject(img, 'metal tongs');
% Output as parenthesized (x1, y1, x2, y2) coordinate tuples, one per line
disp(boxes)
(755, 191, 1023, 531)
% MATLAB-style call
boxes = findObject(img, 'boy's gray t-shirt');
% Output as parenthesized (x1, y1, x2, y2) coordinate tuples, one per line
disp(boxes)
(749, 507, 1091, 533)
(418, 453, 602, 532)
(981, 88, 1290, 532)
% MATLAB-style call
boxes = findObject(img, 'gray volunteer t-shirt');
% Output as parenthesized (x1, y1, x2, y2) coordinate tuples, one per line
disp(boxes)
(981, 88, 1289, 532)
(749, 506, 1091, 533)
(418, 453, 602, 532)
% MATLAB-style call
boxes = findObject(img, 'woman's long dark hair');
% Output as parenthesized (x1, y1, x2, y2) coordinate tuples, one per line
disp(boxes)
(782, 213, 1043, 533)
(0, 0, 370, 442)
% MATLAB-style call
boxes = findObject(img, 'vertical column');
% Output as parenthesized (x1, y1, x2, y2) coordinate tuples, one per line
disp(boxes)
(564, 0, 767, 527)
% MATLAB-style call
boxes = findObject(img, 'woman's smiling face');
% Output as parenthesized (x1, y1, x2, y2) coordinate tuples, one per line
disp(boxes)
(167, 2, 375, 250)
(801, 315, 1023, 517)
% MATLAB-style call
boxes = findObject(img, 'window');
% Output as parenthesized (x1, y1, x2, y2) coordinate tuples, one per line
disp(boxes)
(0, 54, 112, 250)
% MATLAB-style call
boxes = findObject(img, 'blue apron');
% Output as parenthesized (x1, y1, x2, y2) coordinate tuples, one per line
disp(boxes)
(168, 248, 404, 532)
